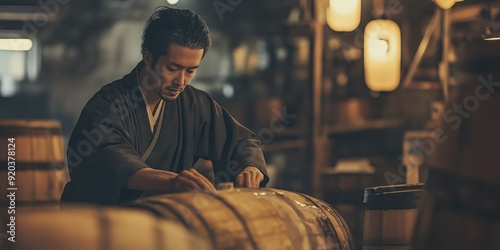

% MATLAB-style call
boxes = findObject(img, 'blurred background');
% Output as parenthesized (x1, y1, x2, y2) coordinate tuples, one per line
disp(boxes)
(1, 0, 499, 248)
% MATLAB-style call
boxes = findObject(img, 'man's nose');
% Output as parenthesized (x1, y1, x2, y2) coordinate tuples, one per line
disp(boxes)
(174, 71, 185, 86)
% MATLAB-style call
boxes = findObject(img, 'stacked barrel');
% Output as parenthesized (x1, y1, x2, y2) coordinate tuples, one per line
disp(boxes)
(0, 120, 69, 250)
(0, 120, 69, 207)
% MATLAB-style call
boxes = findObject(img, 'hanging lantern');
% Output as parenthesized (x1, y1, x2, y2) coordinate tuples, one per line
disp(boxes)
(326, 0, 361, 32)
(364, 19, 401, 92)
(433, 0, 463, 10)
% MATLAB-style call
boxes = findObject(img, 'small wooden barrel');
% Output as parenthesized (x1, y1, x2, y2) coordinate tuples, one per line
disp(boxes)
(0, 120, 69, 205)
(363, 184, 424, 250)
(5, 205, 211, 250)
(130, 188, 354, 250)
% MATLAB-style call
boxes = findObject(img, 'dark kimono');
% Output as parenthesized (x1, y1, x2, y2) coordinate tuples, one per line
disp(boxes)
(61, 62, 268, 205)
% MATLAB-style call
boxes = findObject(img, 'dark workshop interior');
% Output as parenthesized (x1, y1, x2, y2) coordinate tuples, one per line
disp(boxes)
(1, 0, 499, 249)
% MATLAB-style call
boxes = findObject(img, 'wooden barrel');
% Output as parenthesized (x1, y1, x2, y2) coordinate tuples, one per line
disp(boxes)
(412, 71, 500, 249)
(130, 188, 354, 250)
(363, 183, 424, 250)
(0, 120, 69, 205)
(4, 205, 212, 250)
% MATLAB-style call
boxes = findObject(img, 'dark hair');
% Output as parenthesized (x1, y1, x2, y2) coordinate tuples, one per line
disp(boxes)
(141, 7, 212, 66)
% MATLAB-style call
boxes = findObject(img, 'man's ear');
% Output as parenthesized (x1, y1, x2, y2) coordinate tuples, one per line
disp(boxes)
(142, 49, 152, 67)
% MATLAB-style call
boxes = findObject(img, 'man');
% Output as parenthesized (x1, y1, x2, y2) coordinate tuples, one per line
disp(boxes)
(61, 7, 269, 205)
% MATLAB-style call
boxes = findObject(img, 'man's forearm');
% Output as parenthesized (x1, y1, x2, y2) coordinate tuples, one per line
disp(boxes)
(125, 167, 177, 192)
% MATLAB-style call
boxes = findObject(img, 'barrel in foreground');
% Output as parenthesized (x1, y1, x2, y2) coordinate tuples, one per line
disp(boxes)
(6, 205, 212, 250)
(131, 188, 354, 250)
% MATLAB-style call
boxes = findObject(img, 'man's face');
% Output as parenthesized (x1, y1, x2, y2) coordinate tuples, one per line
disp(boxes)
(146, 44, 204, 102)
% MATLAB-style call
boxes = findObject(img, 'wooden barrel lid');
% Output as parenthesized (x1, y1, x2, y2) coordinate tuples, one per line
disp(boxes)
(0, 119, 61, 136)
(364, 183, 425, 210)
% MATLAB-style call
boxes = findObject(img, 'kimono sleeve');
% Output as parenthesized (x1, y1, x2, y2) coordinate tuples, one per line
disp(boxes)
(195, 93, 269, 187)
(61, 93, 148, 205)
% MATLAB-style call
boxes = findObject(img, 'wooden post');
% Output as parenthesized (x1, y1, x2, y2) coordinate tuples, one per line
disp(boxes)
(309, 0, 327, 198)
(442, 8, 450, 103)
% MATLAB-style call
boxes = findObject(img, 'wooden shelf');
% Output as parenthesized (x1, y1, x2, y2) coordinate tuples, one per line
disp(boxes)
(251, 127, 305, 138)
(326, 118, 406, 135)
(276, 127, 305, 137)
(262, 139, 307, 153)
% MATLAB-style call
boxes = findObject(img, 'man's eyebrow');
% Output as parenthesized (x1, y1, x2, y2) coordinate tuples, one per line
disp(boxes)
(170, 62, 200, 69)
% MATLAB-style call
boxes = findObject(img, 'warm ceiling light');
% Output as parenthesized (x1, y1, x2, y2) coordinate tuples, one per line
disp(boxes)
(166, 0, 179, 5)
(0, 38, 33, 51)
(326, 0, 361, 32)
(364, 19, 401, 92)
(434, 0, 464, 10)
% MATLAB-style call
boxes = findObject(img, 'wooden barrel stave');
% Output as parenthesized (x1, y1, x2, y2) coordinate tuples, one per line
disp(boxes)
(363, 184, 424, 250)
(5, 206, 212, 250)
(0, 120, 69, 205)
(0, 169, 67, 202)
(135, 190, 311, 250)
(281, 190, 354, 250)
(363, 209, 417, 247)
(0, 120, 69, 250)
(131, 188, 354, 250)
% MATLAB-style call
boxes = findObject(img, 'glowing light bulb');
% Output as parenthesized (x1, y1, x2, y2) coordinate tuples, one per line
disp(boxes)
(368, 39, 389, 58)
(434, 0, 463, 10)
(364, 20, 401, 92)
(0, 38, 33, 51)
(326, 0, 361, 32)
(329, 0, 357, 14)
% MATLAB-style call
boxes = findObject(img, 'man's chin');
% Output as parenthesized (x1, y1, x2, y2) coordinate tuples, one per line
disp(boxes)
(161, 95, 179, 102)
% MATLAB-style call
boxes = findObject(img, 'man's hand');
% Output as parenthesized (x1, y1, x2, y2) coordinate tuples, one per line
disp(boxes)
(235, 166, 264, 188)
(171, 168, 216, 192)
